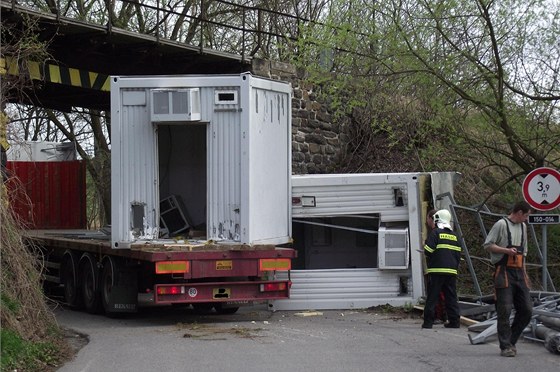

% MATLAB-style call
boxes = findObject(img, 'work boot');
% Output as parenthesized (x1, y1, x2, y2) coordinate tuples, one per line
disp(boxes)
(444, 322, 460, 328)
(500, 347, 516, 357)
(421, 323, 432, 329)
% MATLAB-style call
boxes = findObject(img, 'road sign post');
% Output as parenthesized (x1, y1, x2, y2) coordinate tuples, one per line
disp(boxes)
(527, 215, 559, 292)
(523, 168, 560, 292)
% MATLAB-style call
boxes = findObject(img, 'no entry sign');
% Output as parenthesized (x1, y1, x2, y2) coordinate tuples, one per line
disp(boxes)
(522, 167, 560, 211)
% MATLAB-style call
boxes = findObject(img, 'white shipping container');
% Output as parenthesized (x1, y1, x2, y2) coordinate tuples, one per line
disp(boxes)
(7, 141, 77, 162)
(110, 73, 292, 248)
(273, 172, 460, 310)
(291, 173, 419, 221)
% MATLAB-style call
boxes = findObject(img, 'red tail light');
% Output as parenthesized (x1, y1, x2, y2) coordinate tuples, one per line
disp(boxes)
(157, 286, 184, 295)
(260, 282, 287, 292)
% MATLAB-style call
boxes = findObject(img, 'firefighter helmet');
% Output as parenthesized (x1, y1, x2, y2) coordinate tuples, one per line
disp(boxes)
(434, 209, 452, 225)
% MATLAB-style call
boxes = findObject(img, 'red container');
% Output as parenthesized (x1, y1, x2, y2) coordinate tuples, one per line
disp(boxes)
(6, 161, 87, 229)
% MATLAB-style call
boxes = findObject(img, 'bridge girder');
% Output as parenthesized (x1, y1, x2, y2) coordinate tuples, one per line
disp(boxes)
(1, 3, 252, 111)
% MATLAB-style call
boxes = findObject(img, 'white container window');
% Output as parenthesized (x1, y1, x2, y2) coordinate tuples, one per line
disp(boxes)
(215, 90, 238, 105)
(378, 227, 409, 269)
(150, 89, 201, 122)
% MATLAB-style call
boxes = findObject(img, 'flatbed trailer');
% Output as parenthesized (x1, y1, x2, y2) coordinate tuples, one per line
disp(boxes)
(28, 230, 295, 315)
(12, 73, 296, 316)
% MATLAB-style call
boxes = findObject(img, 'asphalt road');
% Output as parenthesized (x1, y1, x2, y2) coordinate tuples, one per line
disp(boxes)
(54, 303, 559, 372)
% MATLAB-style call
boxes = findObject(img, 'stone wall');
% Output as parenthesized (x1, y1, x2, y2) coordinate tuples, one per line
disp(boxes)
(251, 59, 347, 174)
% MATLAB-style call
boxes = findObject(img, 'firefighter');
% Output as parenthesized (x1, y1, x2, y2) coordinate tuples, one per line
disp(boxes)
(426, 209, 448, 324)
(484, 201, 533, 357)
(422, 209, 462, 329)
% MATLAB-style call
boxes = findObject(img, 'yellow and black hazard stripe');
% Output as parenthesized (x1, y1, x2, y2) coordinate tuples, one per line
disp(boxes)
(0, 57, 109, 91)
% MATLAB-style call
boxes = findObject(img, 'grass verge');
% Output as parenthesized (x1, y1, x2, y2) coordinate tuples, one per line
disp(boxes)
(0, 328, 65, 371)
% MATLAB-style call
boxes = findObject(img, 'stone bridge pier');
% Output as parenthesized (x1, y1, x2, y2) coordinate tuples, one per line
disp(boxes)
(252, 59, 348, 175)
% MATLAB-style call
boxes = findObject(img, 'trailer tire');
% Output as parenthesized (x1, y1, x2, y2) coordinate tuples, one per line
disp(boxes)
(80, 254, 101, 314)
(61, 253, 83, 309)
(101, 256, 117, 315)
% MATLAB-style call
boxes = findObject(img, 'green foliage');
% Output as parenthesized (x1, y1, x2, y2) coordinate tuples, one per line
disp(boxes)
(291, 0, 559, 203)
(1, 292, 20, 314)
(1, 14, 50, 63)
(526, 224, 560, 291)
(0, 185, 69, 371)
(288, 0, 560, 291)
(402, 301, 415, 313)
(0, 329, 61, 371)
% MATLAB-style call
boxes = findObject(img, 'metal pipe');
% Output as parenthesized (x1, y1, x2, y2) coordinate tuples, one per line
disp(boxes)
(292, 219, 378, 235)
(537, 315, 560, 329)
(542, 225, 548, 291)
(437, 193, 483, 302)
(450, 204, 483, 301)
(534, 325, 560, 354)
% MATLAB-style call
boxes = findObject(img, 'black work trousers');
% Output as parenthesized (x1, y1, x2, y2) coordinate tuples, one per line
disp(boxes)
(495, 268, 533, 350)
(423, 274, 460, 326)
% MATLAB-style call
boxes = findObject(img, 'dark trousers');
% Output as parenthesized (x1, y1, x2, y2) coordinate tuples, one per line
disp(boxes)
(423, 274, 460, 326)
(495, 269, 533, 350)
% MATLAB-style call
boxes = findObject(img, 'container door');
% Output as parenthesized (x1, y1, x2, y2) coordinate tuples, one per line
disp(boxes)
(157, 123, 207, 236)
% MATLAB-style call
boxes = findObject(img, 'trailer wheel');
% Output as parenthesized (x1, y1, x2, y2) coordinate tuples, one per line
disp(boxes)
(61, 253, 83, 309)
(80, 254, 101, 314)
(101, 257, 116, 314)
(214, 303, 239, 315)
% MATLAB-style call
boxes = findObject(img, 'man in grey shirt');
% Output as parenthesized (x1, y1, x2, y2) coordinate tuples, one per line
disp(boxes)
(483, 201, 533, 357)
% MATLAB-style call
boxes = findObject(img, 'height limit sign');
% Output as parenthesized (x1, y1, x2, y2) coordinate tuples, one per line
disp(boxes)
(522, 167, 560, 211)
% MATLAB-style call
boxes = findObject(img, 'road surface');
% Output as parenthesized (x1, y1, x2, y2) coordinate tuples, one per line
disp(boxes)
(54, 303, 558, 372)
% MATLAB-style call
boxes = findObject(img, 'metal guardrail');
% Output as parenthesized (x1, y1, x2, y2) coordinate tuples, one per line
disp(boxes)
(437, 191, 557, 301)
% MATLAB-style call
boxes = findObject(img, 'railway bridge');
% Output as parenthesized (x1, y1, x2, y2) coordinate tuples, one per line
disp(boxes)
(1, 0, 302, 111)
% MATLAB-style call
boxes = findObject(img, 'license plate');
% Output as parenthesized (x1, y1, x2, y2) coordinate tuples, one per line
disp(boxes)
(213, 288, 231, 299)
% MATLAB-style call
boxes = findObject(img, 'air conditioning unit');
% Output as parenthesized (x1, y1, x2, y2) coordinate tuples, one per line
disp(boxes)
(378, 226, 409, 269)
(150, 88, 201, 122)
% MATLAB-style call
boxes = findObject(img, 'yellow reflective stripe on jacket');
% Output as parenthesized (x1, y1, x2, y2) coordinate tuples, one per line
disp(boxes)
(426, 268, 458, 275)
(439, 233, 458, 241)
(424, 244, 435, 254)
(436, 243, 461, 252)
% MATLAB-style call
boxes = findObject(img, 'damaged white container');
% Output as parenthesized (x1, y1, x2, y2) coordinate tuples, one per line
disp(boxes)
(273, 172, 461, 311)
(110, 73, 292, 248)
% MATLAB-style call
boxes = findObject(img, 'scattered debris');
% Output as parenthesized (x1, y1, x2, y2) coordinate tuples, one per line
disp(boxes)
(467, 292, 560, 355)
(294, 311, 323, 317)
(175, 322, 263, 340)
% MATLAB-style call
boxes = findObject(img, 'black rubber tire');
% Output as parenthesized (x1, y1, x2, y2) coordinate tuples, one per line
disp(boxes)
(62, 253, 83, 309)
(81, 254, 101, 314)
(101, 257, 116, 314)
